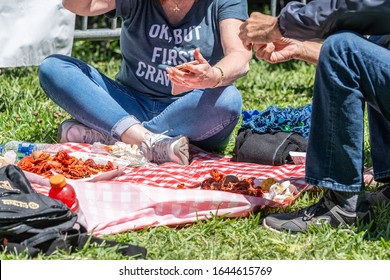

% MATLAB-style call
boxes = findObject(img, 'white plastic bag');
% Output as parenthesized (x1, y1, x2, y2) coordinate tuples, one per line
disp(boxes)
(0, 0, 75, 67)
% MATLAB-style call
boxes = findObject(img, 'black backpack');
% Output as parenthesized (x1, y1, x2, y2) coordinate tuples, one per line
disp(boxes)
(0, 164, 147, 258)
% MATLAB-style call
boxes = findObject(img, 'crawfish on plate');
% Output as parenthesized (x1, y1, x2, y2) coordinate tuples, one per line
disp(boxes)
(198, 169, 266, 197)
(17, 150, 116, 179)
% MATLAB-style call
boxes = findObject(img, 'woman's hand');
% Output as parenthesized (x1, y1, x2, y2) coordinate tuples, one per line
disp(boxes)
(62, 0, 116, 16)
(167, 48, 223, 94)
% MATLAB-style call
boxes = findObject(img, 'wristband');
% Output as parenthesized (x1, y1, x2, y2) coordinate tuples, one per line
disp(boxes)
(212, 66, 224, 88)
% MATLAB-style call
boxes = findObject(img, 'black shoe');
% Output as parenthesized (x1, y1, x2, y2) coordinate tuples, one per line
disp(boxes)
(263, 191, 373, 234)
(366, 183, 390, 206)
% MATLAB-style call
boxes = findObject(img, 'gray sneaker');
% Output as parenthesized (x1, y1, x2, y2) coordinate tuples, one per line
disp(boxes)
(263, 191, 373, 234)
(366, 184, 390, 206)
(58, 119, 117, 145)
(141, 133, 189, 165)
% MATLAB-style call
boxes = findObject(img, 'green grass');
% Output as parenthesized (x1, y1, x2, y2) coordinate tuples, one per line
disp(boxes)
(1, 49, 389, 260)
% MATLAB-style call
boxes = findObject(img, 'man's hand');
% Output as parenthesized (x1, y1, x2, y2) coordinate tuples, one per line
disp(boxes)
(239, 12, 282, 50)
(254, 38, 321, 65)
(253, 38, 302, 63)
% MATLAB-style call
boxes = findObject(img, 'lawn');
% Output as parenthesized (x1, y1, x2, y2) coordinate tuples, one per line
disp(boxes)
(0, 39, 389, 260)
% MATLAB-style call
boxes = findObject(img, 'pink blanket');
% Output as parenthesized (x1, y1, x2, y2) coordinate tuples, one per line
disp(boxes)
(29, 143, 308, 236)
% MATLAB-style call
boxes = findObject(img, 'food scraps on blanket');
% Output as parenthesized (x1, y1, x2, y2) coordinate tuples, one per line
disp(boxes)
(195, 169, 298, 203)
(92, 142, 152, 167)
(0, 151, 17, 167)
(17, 150, 116, 179)
(262, 180, 298, 203)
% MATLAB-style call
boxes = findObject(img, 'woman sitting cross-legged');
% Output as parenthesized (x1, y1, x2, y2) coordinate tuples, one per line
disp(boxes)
(39, 0, 252, 165)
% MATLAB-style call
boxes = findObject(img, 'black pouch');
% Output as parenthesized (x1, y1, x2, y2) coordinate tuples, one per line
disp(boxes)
(0, 164, 147, 258)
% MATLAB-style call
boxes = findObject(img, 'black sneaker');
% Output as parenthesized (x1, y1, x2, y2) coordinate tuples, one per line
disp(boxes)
(263, 191, 373, 234)
(366, 183, 390, 206)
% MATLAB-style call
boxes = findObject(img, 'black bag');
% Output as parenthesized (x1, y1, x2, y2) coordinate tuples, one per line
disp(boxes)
(232, 129, 307, 166)
(0, 164, 147, 258)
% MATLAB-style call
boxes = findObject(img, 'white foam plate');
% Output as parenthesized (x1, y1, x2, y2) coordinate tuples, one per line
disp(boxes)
(22, 152, 126, 186)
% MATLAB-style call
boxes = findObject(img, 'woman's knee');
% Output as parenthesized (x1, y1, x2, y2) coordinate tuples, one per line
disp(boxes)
(39, 54, 68, 82)
(217, 85, 243, 116)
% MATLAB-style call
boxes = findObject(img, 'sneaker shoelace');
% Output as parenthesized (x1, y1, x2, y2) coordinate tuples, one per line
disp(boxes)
(302, 198, 325, 221)
(151, 139, 172, 164)
(142, 130, 171, 163)
(301, 191, 334, 221)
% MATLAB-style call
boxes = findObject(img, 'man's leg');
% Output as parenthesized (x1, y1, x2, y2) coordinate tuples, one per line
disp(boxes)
(263, 32, 389, 233)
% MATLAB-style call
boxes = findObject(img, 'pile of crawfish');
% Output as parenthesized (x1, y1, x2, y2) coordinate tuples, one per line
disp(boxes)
(197, 169, 271, 197)
(17, 150, 116, 179)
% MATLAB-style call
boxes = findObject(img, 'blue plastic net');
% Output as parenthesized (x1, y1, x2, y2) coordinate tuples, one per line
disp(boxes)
(241, 104, 312, 139)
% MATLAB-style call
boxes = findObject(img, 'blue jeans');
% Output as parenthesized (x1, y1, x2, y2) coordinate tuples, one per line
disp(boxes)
(39, 54, 242, 151)
(306, 31, 390, 192)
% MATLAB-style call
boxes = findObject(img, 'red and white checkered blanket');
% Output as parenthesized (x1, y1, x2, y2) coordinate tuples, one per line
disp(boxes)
(30, 143, 308, 236)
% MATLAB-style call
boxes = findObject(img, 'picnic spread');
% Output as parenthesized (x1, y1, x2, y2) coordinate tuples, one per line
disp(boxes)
(0, 142, 309, 236)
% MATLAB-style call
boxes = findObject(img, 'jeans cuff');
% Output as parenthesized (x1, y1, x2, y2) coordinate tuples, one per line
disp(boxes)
(373, 170, 390, 183)
(305, 176, 363, 192)
(112, 115, 141, 139)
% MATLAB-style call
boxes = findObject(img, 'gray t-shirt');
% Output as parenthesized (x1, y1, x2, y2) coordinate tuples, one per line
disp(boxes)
(114, 0, 248, 99)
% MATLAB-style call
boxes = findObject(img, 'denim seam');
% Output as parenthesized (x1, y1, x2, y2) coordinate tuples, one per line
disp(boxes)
(325, 75, 337, 181)
(192, 114, 240, 141)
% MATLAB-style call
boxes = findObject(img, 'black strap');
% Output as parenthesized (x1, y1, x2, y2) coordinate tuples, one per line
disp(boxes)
(1, 229, 77, 257)
(1, 242, 41, 258)
(78, 234, 147, 259)
(22, 229, 62, 248)
(43, 232, 147, 258)
(1, 231, 147, 259)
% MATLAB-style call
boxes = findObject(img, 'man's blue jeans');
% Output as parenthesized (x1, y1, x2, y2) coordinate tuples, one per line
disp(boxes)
(306, 31, 390, 192)
(39, 54, 242, 151)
